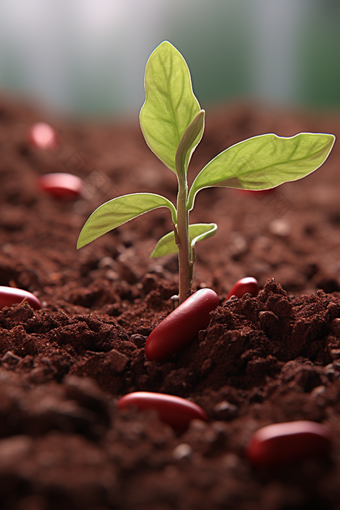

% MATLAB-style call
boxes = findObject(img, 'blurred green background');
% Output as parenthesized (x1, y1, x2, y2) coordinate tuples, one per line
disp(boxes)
(0, 0, 339, 117)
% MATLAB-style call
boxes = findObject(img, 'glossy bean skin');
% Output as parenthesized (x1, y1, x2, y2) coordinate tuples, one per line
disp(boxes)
(37, 173, 83, 200)
(225, 277, 259, 301)
(145, 288, 219, 361)
(28, 122, 59, 151)
(117, 391, 208, 432)
(246, 421, 331, 467)
(0, 286, 42, 310)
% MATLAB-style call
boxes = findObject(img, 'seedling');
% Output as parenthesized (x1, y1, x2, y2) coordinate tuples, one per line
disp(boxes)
(77, 41, 335, 304)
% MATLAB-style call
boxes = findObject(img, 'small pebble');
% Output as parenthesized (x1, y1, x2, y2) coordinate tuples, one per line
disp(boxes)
(170, 294, 179, 311)
(117, 391, 208, 432)
(172, 443, 193, 460)
(1, 351, 21, 367)
(246, 420, 331, 467)
(268, 219, 290, 236)
(0, 286, 41, 310)
(98, 257, 115, 269)
(213, 401, 238, 418)
(331, 318, 340, 337)
(310, 385, 326, 398)
(330, 349, 340, 360)
(130, 334, 147, 349)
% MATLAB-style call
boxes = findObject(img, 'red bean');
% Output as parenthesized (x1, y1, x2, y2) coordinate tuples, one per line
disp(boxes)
(145, 288, 219, 361)
(0, 286, 41, 310)
(117, 391, 208, 431)
(238, 188, 276, 197)
(37, 173, 83, 200)
(225, 277, 259, 301)
(28, 122, 59, 151)
(246, 420, 331, 467)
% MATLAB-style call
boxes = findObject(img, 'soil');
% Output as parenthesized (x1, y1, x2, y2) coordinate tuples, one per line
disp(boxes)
(1, 95, 340, 509)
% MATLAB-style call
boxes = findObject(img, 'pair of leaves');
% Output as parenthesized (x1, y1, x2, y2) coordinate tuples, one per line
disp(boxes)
(77, 40, 336, 261)
(140, 41, 204, 178)
(150, 223, 217, 258)
(76, 190, 216, 259)
(77, 41, 209, 252)
(139, 41, 335, 213)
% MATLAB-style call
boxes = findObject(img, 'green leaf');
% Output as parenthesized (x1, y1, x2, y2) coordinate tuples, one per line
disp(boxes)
(175, 110, 205, 178)
(150, 223, 217, 258)
(187, 132, 336, 211)
(140, 41, 201, 174)
(77, 193, 177, 249)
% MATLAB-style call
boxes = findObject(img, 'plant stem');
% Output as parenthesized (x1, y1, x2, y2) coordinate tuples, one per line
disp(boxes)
(176, 177, 191, 304)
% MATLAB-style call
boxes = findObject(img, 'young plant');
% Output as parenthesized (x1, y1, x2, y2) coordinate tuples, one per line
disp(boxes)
(77, 41, 335, 304)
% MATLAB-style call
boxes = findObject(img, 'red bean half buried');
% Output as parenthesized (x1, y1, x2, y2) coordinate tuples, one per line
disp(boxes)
(145, 288, 219, 362)
(37, 173, 83, 200)
(238, 188, 277, 197)
(117, 391, 208, 431)
(28, 122, 59, 151)
(0, 286, 41, 310)
(225, 277, 259, 301)
(246, 420, 331, 467)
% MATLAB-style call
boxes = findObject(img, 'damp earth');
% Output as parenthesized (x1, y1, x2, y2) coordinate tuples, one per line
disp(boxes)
(1, 97, 340, 509)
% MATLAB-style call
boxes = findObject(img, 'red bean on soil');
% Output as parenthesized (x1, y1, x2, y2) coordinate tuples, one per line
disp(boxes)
(117, 391, 208, 432)
(238, 188, 276, 197)
(145, 288, 219, 362)
(37, 173, 83, 200)
(28, 122, 59, 151)
(0, 286, 42, 310)
(246, 420, 331, 467)
(225, 277, 259, 301)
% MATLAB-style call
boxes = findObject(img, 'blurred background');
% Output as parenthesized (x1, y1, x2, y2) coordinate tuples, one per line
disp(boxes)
(0, 0, 339, 118)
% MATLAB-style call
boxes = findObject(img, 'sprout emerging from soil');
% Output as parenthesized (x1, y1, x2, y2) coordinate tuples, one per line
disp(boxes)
(77, 41, 335, 304)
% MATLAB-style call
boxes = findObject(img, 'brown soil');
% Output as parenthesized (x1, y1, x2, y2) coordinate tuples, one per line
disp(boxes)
(1, 95, 340, 509)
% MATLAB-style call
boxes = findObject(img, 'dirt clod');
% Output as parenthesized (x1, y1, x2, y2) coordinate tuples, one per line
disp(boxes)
(1, 98, 340, 508)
